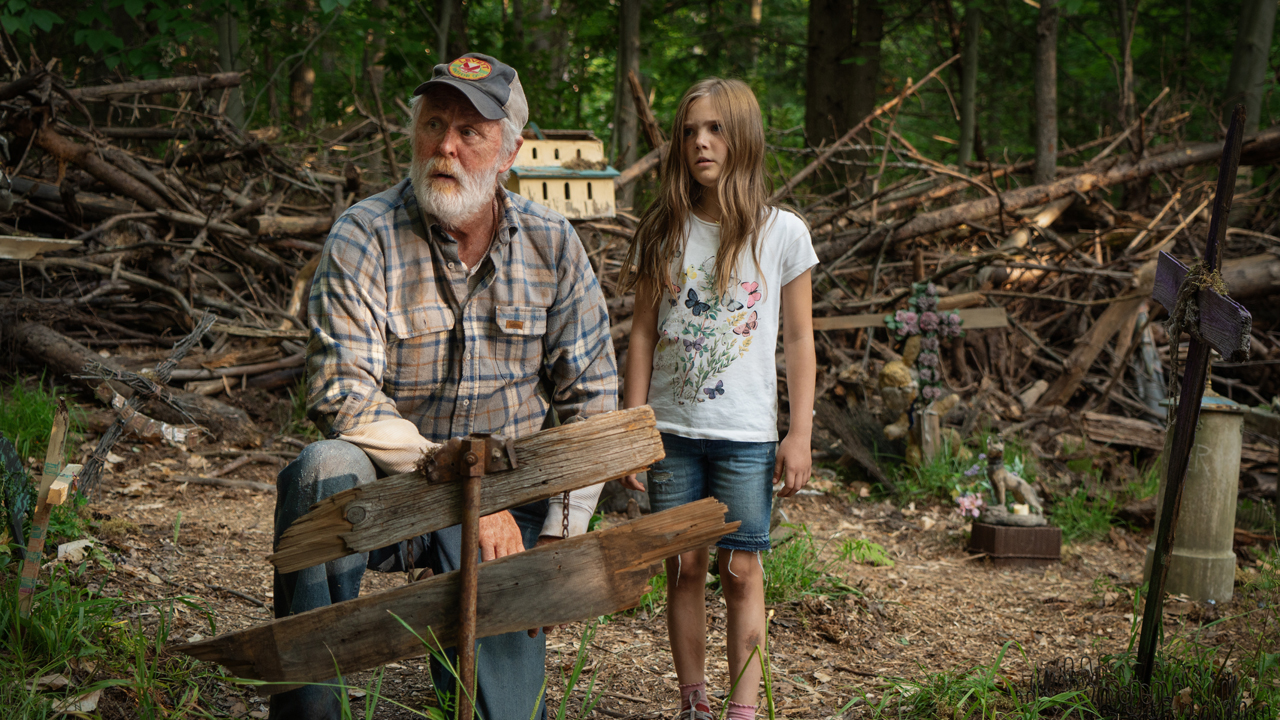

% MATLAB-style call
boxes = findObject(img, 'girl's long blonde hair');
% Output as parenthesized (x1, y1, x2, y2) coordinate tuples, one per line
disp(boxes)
(618, 77, 772, 300)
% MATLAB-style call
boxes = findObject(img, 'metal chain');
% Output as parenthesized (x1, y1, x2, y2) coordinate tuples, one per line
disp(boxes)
(561, 490, 570, 539)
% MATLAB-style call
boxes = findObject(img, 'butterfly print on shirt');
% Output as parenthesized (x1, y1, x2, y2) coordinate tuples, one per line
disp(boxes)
(685, 288, 711, 316)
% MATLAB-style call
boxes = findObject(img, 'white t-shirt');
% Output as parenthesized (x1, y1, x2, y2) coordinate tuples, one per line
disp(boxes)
(647, 208, 818, 442)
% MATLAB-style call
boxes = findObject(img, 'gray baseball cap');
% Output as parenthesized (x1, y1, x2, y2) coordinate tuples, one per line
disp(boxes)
(412, 54, 528, 129)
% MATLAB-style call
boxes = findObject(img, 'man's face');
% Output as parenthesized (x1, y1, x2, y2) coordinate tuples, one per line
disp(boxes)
(410, 86, 521, 226)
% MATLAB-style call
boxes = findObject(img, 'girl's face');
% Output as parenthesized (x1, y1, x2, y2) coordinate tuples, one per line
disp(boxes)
(682, 97, 728, 189)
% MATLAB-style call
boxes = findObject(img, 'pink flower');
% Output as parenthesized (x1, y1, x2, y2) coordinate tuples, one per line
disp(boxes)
(922, 385, 942, 401)
(921, 337, 940, 351)
(919, 311, 939, 333)
(955, 492, 985, 518)
(917, 351, 939, 367)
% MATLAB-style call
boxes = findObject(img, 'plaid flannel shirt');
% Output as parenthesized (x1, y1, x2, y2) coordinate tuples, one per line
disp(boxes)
(306, 180, 618, 532)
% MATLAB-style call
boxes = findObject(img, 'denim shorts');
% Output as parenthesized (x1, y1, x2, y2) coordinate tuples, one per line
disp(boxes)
(647, 433, 776, 552)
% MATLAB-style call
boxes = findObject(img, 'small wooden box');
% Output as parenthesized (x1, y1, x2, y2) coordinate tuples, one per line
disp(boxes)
(968, 523, 1062, 567)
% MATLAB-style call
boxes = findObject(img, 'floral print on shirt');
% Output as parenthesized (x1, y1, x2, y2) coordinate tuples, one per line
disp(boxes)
(654, 259, 761, 404)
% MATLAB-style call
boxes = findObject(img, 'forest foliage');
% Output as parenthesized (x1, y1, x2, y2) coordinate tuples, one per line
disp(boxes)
(3, 0, 1277, 187)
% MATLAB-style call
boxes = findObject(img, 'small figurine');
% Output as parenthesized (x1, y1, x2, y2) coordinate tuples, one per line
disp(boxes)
(979, 437, 1047, 527)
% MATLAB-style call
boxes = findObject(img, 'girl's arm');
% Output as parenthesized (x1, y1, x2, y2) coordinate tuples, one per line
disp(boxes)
(775, 269, 815, 497)
(621, 282, 662, 491)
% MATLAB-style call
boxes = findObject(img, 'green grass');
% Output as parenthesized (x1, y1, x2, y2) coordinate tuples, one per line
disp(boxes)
(0, 561, 223, 719)
(864, 638, 1280, 720)
(0, 374, 82, 468)
(885, 431, 1171, 546)
(762, 524, 858, 604)
(1050, 487, 1119, 544)
(840, 537, 895, 568)
(1, 376, 90, 548)
(286, 374, 322, 441)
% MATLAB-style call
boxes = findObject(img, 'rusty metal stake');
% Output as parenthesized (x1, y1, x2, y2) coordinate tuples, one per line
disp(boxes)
(456, 439, 484, 720)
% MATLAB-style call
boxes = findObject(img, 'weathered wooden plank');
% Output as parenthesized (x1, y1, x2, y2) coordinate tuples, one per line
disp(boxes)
(0, 236, 82, 260)
(180, 498, 736, 691)
(1083, 411, 1271, 462)
(1152, 251, 1252, 361)
(811, 306, 1007, 332)
(269, 406, 664, 573)
(1243, 405, 1280, 439)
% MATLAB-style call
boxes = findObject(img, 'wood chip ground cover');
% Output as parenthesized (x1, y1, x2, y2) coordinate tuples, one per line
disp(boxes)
(60, 433, 1277, 719)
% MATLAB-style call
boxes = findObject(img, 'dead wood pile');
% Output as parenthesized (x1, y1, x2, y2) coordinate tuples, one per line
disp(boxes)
(0, 63, 1278, 519)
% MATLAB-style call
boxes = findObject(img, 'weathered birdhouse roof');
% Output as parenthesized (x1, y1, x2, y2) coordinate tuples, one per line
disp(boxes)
(509, 166, 620, 179)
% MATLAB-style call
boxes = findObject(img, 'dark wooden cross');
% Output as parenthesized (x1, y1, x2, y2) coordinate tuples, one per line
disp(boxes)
(1138, 104, 1252, 684)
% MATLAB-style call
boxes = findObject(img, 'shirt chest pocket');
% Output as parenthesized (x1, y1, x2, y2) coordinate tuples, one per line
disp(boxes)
(493, 305, 547, 381)
(384, 306, 455, 395)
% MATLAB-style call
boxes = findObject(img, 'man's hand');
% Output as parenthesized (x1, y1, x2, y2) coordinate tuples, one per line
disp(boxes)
(528, 535, 565, 637)
(478, 510, 524, 561)
(773, 432, 812, 498)
(619, 473, 646, 492)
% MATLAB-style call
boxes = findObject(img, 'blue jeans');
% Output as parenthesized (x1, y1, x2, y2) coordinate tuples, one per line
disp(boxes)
(270, 439, 548, 720)
(646, 433, 776, 552)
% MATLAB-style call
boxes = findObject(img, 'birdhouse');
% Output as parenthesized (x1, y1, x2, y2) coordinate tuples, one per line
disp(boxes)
(506, 128, 620, 221)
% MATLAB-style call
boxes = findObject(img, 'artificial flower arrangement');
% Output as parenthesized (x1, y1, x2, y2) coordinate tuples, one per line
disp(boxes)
(883, 282, 964, 402)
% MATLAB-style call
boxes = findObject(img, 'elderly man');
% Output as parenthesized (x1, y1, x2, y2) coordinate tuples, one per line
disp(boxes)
(271, 54, 617, 720)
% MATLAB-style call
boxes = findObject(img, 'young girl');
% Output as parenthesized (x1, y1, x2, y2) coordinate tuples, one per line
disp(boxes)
(618, 78, 817, 719)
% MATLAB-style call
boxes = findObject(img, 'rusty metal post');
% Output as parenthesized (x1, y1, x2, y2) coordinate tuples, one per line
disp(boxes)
(456, 440, 484, 720)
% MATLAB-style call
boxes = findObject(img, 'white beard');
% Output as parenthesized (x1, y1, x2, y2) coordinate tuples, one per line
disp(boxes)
(410, 155, 500, 228)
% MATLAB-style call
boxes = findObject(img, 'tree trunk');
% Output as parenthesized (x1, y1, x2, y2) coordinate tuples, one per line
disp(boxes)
(957, 3, 980, 169)
(444, 0, 469, 60)
(265, 49, 279, 124)
(289, 63, 314, 129)
(436, 0, 452, 61)
(804, 0, 856, 151)
(851, 0, 884, 149)
(362, 0, 390, 176)
(214, 2, 244, 128)
(1117, 0, 1137, 128)
(749, 0, 763, 68)
(1225, 0, 1277, 221)
(1226, 0, 1278, 130)
(1033, 0, 1059, 185)
(613, 0, 642, 209)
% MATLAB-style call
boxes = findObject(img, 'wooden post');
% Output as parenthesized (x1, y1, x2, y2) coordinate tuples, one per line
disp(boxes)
(1137, 105, 1251, 684)
(456, 440, 484, 720)
(18, 400, 70, 616)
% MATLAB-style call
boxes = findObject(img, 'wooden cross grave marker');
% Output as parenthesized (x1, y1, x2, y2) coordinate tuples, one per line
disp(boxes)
(1137, 104, 1252, 685)
(179, 407, 739, 711)
(16, 398, 78, 617)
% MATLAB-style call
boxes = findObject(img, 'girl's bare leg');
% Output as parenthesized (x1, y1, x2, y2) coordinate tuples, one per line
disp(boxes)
(719, 549, 766, 706)
(666, 548, 711, 687)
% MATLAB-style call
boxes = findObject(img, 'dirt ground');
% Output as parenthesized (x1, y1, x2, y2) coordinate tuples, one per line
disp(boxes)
(62, 418, 1276, 720)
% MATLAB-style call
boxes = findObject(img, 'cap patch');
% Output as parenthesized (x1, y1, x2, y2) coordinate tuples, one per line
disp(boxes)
(449, 57, 492, 81)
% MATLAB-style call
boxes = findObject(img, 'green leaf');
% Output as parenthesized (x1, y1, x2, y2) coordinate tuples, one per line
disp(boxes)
(8, 0, 27, 12)
(28, 8, 61, 31)
(318, 0, 339, 13)
(0, 15, 25, 35)
(123, 0, 146, 17)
